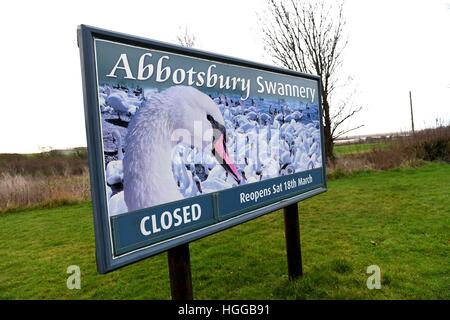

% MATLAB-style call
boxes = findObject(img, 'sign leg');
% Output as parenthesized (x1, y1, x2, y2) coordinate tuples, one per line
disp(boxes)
(167, 243, 193, 300)
(283, 202, 303, 279)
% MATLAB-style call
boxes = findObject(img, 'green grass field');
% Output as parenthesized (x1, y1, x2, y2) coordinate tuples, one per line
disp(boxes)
(335, 142, 388, 155)
(0, 162, 449, 299)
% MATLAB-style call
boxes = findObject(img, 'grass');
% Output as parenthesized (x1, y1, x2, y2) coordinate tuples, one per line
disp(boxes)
(334, 141, 388, 155)
(0, 162, 449, 299)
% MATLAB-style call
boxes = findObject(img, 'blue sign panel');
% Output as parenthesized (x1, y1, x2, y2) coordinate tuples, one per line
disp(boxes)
(78, 25, 327, 273)
(217, 168, 323, 219)
(111, 194, 216, 255)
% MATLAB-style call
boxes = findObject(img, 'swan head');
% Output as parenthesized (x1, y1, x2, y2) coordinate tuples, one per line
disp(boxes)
(111, 129, 121, 143)
(169, 86, 241, 184)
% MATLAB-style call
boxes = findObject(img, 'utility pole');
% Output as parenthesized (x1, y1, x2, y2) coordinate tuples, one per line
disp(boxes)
(409, 91, 415, 134)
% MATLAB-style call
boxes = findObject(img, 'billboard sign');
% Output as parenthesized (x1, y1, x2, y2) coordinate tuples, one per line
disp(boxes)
(78, 25, 327, 273)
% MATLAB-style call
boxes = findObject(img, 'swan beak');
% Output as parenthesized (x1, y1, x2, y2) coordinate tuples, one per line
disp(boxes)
(213, 133, 241, 184)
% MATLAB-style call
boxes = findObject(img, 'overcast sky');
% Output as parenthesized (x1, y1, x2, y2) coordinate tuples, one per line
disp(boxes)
(0, 0, 449, 153)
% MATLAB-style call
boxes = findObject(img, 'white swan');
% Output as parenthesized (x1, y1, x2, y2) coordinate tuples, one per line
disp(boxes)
(106, 185, 113, 199)
(123, 86, 241, 211)
(108, 191, 128, 216)
(105, 130, 124, 186)
(261, 157, 280, 179)
(179, 170, 202, 198)
(107, 91, 138, 116)
(171, 146, 190, 193)
(202, 176, 233, 194)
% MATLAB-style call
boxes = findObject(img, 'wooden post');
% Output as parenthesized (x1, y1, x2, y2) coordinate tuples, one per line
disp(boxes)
(167, 243, 193, 300)
(283, 202, 303, 279)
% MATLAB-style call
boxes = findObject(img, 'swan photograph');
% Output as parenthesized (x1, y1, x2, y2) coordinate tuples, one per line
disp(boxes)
(100, 82, 322, 216)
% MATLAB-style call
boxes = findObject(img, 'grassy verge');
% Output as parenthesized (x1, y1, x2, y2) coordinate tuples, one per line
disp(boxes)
(0, 162, 449, 299)
(335, 142, 388, 155)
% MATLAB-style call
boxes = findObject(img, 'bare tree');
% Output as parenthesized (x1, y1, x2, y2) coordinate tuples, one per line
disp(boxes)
(176, 25, 197, 48)
(259, 0, 362, 162)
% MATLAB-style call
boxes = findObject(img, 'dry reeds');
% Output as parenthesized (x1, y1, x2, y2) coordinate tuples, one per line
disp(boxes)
(0, 150, 90, 212)
(0, 171, 90, 213)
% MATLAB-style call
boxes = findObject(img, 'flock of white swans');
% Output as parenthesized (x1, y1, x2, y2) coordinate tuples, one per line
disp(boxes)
(98, 85, 323, 216)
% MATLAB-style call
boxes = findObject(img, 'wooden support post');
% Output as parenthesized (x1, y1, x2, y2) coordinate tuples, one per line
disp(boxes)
(283, 202, 303, 279)
(167, 243, 193, 300)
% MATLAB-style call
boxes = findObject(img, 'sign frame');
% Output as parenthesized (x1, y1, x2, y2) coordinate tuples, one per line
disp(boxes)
(78, 24, 327, 274)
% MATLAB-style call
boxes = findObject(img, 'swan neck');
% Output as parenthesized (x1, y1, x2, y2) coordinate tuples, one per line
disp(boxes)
(124, 110, 182, 210)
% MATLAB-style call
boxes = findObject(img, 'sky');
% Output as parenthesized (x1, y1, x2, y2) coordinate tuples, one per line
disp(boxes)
(0, 0, 449, 153)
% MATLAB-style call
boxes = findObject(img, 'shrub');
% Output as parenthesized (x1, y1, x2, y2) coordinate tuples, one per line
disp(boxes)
(329, 126, 450, 178)
(0, 150, 88, 177)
